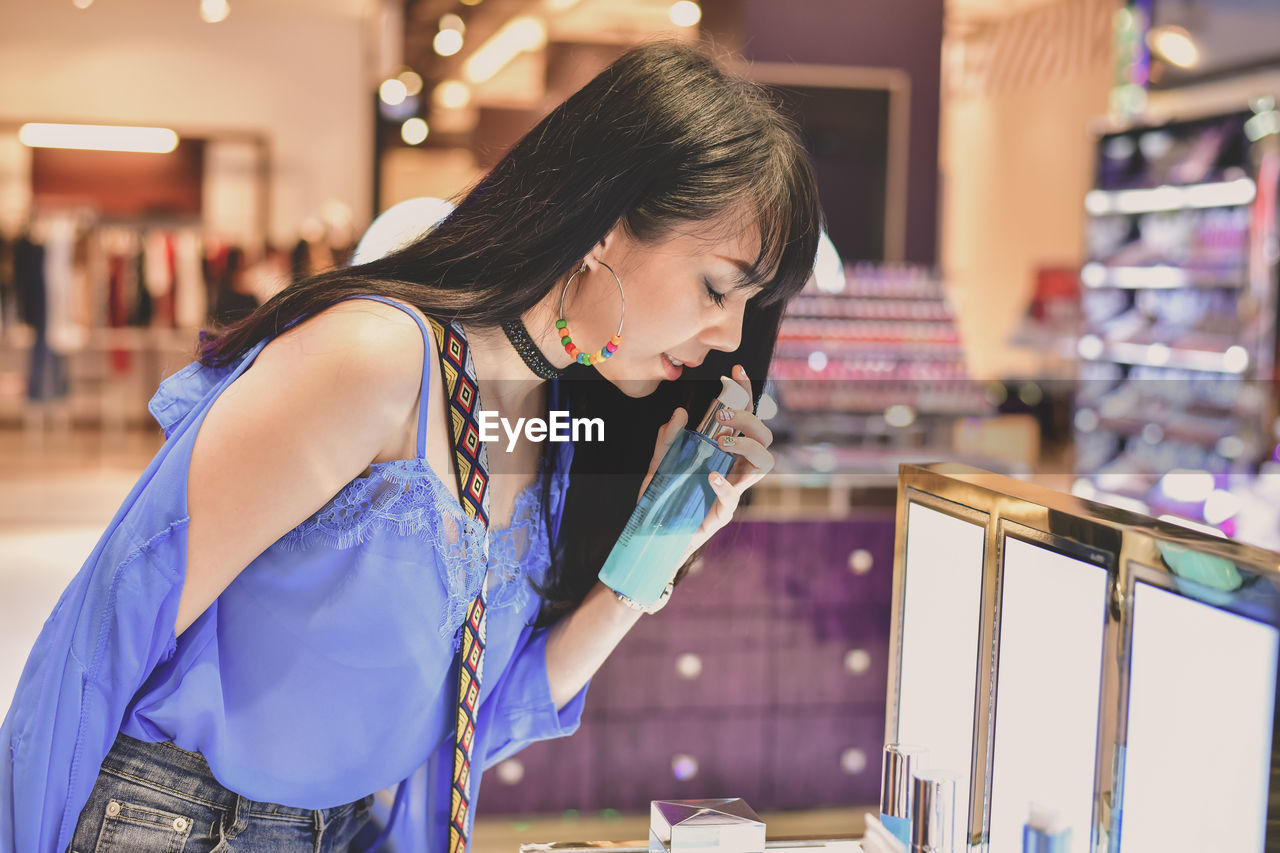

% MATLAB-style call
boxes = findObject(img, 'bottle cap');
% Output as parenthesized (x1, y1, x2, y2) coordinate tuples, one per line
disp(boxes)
(696, 376, 752, 441)
(1023, 802, 1071, 853)
(911, 770, 956, 853)
(880, 744, 925, 819)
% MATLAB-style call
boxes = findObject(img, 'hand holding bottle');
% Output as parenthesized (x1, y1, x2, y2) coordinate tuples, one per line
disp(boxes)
(599, 364, 776, 608)
(657, 365, 775, 563)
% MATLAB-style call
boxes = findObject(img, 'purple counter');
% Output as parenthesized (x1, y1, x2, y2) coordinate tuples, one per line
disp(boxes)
(481, 516, 897, 815)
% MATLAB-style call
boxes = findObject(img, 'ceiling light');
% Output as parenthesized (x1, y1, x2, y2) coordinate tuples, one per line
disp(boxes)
(401, 118, 429, 145)
(199, 0, 230, 24)
(1147, 25, 1199, 69)
(72, 0, 93, 9)
(380, 78, 408, 106)
(434, 80, 472, 110)
(463, 16, 546, 84)
(19, 123, 179, 153)
(397, 69, 423, 97)
(439, 13, 465, 33)
(434, 29, 464, 57)
(669, 1, 701, 27)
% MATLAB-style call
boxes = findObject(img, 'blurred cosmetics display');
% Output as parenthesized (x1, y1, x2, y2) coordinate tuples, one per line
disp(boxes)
(1073, 107, 1280, 541)
(772, 263, 993, 476)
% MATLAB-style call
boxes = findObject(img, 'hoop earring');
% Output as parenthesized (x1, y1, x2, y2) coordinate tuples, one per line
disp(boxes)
(556, 261, 625, 367)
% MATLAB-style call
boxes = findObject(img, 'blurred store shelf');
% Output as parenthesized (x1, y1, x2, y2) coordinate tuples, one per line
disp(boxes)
(1071, 108, 1280, 538)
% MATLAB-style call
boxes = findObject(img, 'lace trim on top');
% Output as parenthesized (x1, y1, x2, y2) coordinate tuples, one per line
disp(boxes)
(277, 455, 557, 641)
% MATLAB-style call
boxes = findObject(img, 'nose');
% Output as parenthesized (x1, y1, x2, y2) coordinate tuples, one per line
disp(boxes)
(699, 302, 745, 354)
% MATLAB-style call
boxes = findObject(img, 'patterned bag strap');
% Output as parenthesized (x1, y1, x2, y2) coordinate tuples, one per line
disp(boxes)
(426, 317, 492, 853)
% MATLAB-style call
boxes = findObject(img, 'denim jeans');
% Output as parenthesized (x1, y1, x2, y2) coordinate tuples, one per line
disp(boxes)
(68, 733, 377, 852)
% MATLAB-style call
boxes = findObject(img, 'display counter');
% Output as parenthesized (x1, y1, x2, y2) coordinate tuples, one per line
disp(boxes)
(885, 464, 1280, 850)
(490, 463, 1280, 852)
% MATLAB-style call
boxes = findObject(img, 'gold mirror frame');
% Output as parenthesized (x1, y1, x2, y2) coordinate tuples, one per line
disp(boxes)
(887, 463, 1280, 851)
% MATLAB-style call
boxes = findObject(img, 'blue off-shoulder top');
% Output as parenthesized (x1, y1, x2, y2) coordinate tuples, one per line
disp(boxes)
(0, 296, 586, 853)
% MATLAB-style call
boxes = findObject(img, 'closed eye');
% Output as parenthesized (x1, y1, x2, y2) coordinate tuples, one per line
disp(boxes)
(704, 278, 727, 307)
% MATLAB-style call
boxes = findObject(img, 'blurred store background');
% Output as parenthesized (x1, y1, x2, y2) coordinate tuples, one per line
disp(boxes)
(1, 0, 1278, 848)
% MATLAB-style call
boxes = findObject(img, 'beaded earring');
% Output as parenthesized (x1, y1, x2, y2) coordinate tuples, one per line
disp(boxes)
(558, 261, 624, 367)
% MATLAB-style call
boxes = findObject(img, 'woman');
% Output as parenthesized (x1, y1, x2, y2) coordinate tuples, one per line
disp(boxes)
(1, 40, 820, 852)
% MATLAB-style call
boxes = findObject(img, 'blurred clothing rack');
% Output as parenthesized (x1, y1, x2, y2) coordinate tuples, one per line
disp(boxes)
(0, 208, 275, 449)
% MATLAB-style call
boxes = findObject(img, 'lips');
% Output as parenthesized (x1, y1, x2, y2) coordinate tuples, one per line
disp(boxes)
(661, 353, 684, 380)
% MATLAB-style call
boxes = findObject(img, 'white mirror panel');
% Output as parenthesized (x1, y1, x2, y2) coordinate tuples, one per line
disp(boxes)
(1119, 581, 1279, 852)
(896, 501, 987, 829)
(988, 537, 1108, 853)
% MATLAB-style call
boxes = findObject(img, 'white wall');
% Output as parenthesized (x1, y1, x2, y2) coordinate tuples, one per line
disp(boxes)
(940, 63, 1112, 377)
(0, 0, 374, 246)
(938, 0, 1116, 378)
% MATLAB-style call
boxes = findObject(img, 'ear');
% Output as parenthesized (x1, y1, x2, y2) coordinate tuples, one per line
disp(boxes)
(581, 220, 625, 272)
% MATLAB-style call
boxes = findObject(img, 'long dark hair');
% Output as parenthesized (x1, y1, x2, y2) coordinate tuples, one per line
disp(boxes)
(199, 40, 821, 621)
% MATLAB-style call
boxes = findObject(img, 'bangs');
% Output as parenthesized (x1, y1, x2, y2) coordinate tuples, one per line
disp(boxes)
(735, 143, 821, 307)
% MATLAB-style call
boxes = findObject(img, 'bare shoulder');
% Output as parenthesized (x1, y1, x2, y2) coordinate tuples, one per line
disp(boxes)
(206, 293, 434, 471)
(256, 296, 429, 408)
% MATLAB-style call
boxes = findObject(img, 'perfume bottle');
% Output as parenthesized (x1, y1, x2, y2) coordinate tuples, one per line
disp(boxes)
(1022, 804, 1070, 853)
(911, 770, 957, 853)
(598, 376, 751, 607)
(880, 745, 925, 847)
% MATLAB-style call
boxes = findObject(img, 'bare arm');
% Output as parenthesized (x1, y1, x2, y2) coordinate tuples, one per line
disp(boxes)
(176, 300, 424, 637)
(544, 583, 644, 708)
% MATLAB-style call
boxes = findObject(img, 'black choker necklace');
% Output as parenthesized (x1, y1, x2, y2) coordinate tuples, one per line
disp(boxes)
(501, 320, 564, 380)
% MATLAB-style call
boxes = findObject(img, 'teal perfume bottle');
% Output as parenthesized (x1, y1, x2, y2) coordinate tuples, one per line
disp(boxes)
(598, 377, 751, 607)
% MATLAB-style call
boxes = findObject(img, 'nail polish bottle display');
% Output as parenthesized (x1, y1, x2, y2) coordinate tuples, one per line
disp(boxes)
(598, 376, 750, 607)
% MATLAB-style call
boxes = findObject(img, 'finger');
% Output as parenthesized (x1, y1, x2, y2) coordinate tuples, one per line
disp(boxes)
(716, 434, 774, 482)
(725, 450, 773, 491)
(712, 406, 773, 448)
(706, 469, 740, 524)
(637, 408, 688, 499)
(682, 470, 740, 560)
(731, 364, 754, 410)
(681, 466, 753, 563)
(729, 457, 772, 491)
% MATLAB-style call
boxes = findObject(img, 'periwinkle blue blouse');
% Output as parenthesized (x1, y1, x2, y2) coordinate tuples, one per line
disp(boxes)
(0, 296, 587, 853)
